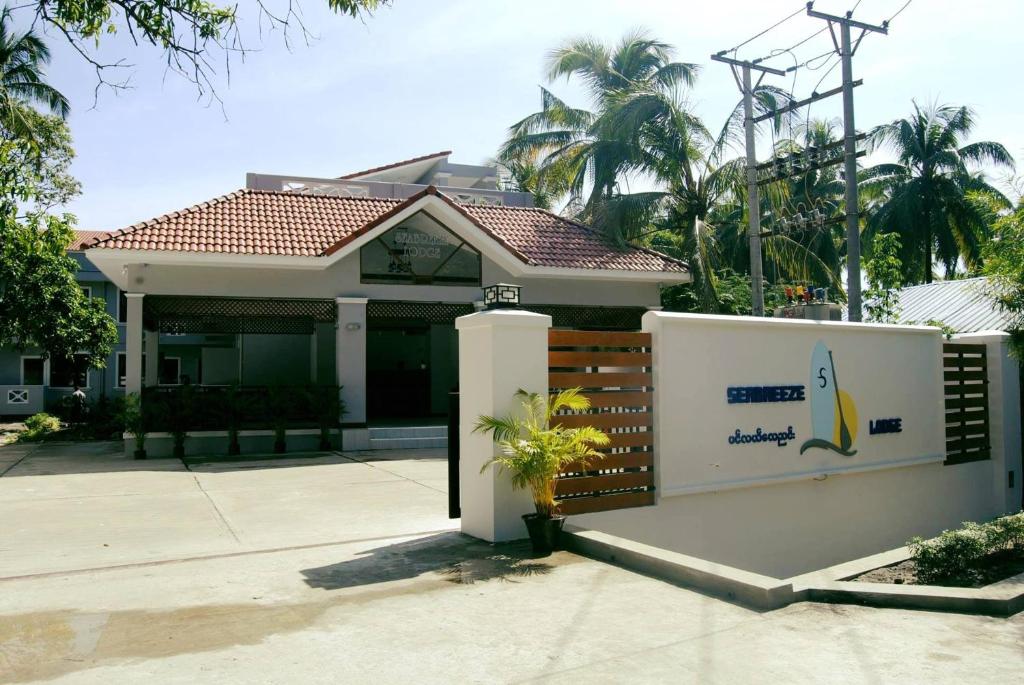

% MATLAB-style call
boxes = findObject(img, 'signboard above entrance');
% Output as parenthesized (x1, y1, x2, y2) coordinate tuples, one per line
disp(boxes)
(360, 211, 481, 286)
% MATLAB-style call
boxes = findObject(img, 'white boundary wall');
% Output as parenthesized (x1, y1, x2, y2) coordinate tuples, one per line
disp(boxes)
(571, 312, 1021, 578)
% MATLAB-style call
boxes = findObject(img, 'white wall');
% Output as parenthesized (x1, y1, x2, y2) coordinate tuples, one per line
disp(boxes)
(572, 313, 1017, 578)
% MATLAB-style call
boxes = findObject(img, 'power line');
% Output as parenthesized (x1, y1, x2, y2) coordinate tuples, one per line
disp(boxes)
(727, 4, 805, 53)
(888, 0, 912, 22)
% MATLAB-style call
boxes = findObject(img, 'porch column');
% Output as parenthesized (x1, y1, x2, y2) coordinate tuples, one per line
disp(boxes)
(336, 297, 368, 448)
(144, 329, 159, 387)
(124, 293, 145, 395)
(455, 309, 551, 542)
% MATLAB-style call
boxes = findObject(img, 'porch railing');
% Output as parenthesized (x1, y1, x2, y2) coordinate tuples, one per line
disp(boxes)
(141, 385, 341, 432)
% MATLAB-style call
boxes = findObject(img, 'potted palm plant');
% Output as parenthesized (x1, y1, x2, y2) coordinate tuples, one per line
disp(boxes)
(474, 388, 608, 555)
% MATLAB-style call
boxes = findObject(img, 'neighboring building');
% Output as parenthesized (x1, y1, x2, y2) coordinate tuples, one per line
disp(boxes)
(879, 277, 1016, 333)
(1, 231, 123, 416)
(76, 151, 689, 447)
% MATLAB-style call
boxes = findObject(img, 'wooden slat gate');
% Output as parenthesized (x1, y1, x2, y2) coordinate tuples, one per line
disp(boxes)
(548, 330, 656, 514)
(943, 342, 991, 465)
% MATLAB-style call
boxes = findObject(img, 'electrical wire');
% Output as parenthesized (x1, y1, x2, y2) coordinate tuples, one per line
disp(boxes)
(727, 4, 805, 53)
(887, 0, 912, 22)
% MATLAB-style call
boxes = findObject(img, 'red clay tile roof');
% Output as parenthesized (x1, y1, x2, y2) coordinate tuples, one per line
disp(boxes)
(337, 150, 451, 180)
(88, 188, 686, 274)
(69, 230, 111, 251)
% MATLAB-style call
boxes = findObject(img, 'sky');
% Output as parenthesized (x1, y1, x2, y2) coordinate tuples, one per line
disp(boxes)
(27, 0, 1024, 231)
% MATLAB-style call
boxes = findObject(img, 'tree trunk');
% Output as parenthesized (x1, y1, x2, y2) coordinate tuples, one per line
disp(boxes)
(924, 205, 933, 284)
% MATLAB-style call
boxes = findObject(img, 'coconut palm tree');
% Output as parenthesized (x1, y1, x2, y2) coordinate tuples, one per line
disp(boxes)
(862, 102, 1014, 283)
(0, 6, 70, 140)
(498, 30, 697, 213)
(587, 85, 833, 310)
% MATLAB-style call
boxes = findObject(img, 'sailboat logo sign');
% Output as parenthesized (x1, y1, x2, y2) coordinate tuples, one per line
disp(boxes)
(800, 341, 858, 457)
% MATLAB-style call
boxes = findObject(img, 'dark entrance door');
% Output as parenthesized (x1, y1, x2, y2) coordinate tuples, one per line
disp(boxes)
(365, 317, 459, 423)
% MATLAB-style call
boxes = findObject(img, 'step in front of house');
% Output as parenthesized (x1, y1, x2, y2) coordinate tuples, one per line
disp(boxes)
(368, 425, 448, 450)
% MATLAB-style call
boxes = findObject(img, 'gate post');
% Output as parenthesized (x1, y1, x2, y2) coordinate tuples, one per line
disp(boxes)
(954, 331, 1023, 513)
(455, 309, 551, 542)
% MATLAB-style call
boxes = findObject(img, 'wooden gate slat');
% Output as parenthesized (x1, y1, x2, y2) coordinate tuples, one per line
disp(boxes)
(548, 330, 651, 347)
(549, 372, 651, 389)
(584, 391, 653, 408)
(554, 412, 653, 429)
(549, 350, 652, 368)
(564, 451, 655, 472)
(557, 491, 656, 515)
(555, 471, 654, 496)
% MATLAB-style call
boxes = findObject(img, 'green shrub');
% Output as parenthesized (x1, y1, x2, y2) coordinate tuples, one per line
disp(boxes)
(909, 512, 1024, 584)
(20, 413, 62, 441)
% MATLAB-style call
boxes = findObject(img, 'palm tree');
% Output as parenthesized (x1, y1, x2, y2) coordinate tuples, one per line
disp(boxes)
(0, 6, 70, 140)
(498, 30, 697, 213)
(862, 102, 1014, 283)
(589, 85, 836, 310)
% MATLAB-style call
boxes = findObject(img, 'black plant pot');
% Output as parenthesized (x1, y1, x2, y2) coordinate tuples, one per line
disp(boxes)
(522, 513, 566, 556)
(133, 448, 147, 460)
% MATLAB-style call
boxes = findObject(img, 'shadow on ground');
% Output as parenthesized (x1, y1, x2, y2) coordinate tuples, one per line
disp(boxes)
(302, 531, 555, 590)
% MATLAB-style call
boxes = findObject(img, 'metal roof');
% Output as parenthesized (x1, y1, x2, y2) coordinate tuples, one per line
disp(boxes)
(866, 277, 1017, 333)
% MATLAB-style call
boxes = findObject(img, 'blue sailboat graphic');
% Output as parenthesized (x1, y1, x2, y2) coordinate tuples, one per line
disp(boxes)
(800, 341, 858, 456)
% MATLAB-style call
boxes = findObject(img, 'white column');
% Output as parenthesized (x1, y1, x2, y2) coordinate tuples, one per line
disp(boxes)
(336, 297, 368, 449)
(954, 331, 1023, 514)
(456, 309, 551, 542)
(144, 329, 159, 387)
(125, 293, 145, 395)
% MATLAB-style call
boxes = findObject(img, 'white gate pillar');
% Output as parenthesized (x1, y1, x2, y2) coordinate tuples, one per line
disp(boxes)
(954, 331, 1023, 514)
(455, 309, 551, 542)
(124, 294, 145, 395)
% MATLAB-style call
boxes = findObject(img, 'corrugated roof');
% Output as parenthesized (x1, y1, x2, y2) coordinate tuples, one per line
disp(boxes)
(867, 277, 1016, 332)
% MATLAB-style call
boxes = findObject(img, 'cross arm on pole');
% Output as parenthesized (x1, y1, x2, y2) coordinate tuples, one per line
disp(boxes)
(710, 53, 787, 77)
(805, 3, 889, 34)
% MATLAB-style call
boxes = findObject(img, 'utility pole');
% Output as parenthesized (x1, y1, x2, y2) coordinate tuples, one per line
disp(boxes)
(710, 53, 786, 317)
(806, 2, 888, 322)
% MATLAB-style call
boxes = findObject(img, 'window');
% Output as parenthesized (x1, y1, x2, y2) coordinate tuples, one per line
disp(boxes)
(80, 285, 92, 300)
(20, 357, 46, 385)
(159, 357, 181, 385)
(116, 353, 146, 388)
(360, 211, 481, 286)
(118, 289, 128, 324)
(50, 354, 90, 389)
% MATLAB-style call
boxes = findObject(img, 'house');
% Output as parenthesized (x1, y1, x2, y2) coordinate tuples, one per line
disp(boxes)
(25, 152, 691, 448)
(1, 231, 127, 416)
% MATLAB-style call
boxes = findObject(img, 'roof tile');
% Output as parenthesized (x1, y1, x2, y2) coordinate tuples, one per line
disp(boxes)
(89, 188, 686, 274)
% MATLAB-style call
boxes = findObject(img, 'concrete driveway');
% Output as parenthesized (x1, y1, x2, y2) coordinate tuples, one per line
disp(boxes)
(1, 441, 1022, 683)
(0, 441, 455, 579)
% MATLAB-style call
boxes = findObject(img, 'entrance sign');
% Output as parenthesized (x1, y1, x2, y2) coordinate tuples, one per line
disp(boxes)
(361, 211, 481, 286)
(644, 313, 946, 496)
(800, 341, 858, 456)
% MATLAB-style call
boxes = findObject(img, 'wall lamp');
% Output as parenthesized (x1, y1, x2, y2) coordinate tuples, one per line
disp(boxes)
(483, 283, 521, 310)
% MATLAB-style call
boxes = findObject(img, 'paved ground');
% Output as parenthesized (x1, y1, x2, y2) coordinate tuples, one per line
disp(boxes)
(1, 442, 1022, 683)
